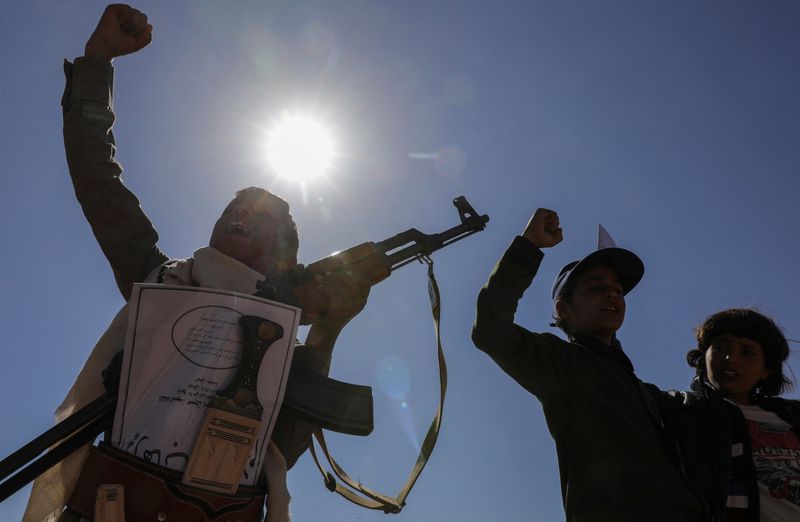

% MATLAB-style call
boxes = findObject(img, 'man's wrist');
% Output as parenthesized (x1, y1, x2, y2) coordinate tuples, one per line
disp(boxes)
(269, 485, 290, 498)
(267, 486, 291, 508)
(309, 319, 345, 340)
(306, 313, 351, 349)
(84, 39, 115, 61)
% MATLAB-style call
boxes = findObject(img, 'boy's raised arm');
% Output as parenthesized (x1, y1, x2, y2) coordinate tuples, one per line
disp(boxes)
(471, 208, 567, 400)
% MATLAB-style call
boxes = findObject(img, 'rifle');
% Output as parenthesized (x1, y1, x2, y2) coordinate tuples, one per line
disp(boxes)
(0, 195, 489, 504)
(256, 195, 488, 322)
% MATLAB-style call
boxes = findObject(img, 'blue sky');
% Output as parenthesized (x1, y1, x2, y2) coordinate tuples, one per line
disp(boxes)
(1, 1, 799, 521)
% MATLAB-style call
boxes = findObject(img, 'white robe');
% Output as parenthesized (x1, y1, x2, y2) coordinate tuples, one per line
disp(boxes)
(23, 248, 268, 522)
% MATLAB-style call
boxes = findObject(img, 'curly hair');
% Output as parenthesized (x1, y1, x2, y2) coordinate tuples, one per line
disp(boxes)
(686, 308, 793, 397)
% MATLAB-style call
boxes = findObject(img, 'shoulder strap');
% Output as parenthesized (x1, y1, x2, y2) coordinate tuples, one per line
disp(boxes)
(308, 257, 447, 513)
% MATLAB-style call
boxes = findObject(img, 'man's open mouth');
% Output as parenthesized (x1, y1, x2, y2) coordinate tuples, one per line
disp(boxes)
(226, 221, 249, 235)
(601, 306, 618, 313)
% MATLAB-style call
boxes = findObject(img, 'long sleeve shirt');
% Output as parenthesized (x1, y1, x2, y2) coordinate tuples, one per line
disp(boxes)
(472, 236, 705, 522)
(62, 56, 318, 468)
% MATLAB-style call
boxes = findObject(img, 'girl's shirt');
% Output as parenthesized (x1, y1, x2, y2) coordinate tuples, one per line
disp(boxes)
(738, 404, 800, 521)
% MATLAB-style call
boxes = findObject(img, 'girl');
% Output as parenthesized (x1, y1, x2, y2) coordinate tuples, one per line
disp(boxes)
(686, 308, 799, 522)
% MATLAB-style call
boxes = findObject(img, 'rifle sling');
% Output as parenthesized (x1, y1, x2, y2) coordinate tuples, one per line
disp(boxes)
(308, 258, 447, 513)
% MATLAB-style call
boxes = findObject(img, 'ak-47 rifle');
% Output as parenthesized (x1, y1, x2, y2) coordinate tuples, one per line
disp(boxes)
(0, 195, 489, 504)
(256, 195, 489, 322)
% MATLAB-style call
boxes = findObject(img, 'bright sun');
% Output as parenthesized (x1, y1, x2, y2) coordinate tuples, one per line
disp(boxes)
(265, 113, 335, 183)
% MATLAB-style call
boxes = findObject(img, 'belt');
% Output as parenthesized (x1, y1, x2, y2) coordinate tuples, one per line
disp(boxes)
(67, 443, 265, 522)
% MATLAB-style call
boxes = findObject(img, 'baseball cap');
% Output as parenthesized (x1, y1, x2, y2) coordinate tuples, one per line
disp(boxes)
(551, 247, 644, 301)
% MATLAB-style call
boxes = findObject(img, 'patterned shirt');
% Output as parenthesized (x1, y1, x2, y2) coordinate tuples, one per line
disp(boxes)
(739, 404, 800, 522)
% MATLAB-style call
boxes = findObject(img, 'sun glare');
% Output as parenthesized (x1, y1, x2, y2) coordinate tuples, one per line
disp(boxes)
(265, 114, 335, 183)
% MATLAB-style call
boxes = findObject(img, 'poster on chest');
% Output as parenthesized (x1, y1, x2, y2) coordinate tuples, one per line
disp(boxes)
(111, 283, 300, 486)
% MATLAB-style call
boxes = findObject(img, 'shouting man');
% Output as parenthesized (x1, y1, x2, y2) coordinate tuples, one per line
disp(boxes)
(25, 5, 369, 522)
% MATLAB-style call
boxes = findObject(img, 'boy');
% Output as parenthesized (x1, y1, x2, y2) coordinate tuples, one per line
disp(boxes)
(472, 208, 704, 521)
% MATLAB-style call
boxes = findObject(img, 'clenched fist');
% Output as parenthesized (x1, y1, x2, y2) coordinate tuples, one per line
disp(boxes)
(522, 208, 563, 248)
(310, 270, 371, 332)
(84, 4, 152, 60)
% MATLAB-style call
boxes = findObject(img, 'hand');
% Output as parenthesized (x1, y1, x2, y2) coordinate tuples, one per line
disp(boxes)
(84, 4, 153, 60)
(311, 270, 370, 334)
(522, 208, 563, 248)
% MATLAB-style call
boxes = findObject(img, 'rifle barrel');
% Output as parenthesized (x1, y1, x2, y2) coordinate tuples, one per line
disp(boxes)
(383, 215, 488, 270)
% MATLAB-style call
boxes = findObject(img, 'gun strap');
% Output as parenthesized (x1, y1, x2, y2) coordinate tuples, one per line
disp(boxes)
(308, 258, 447, 513)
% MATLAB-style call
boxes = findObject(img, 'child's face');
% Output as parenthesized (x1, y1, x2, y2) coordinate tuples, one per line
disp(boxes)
(705, 334, 771, 404)
(558, 265, 625, 344)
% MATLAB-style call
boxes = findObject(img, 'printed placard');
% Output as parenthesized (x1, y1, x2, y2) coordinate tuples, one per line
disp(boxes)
(111, 284, 300, 486)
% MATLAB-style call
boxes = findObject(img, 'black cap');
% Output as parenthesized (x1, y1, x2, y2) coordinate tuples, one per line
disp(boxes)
(551, 247, 644, 301)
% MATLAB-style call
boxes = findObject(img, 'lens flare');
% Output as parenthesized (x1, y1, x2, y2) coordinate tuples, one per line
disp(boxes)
(375, 355, 411, 400)
(375, 356, 420, 451)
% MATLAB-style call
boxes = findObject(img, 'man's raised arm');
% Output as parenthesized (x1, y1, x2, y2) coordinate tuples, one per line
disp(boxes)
(64, 4, 165, 300)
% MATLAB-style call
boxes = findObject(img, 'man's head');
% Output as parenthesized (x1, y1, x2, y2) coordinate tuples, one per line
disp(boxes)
(209, 187, 299, 278)
(551, 248, 644, 343)
(687, 308, 792, 401)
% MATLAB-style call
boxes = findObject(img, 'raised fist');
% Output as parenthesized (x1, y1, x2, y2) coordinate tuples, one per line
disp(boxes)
(84, 4, 152, 60)
(522, 208, 563, 248)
